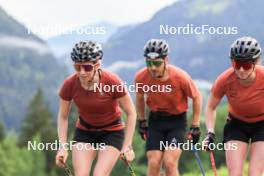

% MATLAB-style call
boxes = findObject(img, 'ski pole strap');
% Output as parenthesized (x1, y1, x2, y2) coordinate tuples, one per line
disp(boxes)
(210, 151, 217, 176)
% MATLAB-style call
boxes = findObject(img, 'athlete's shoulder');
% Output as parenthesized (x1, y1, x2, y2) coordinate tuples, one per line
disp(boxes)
(255, 65, 264, 81)
(215, 67, 235, 84)
(101, 69, 119, 78)
(135, 67, 149, 81)
(63, 73, 78, 85)
(59, 73, 77, 99)
(256, 65, 264, 74)
(218, 67, 234, 78)
(169, 65, 192, 79)
(101, 69, 123, 84)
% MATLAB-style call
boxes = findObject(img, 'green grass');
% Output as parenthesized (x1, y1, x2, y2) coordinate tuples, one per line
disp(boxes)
(183, 162, 249, 176)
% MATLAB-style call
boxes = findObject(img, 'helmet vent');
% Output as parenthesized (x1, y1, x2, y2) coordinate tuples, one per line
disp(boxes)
(239, 47, 243, 53)
(235, 48, 238, 54)
(244, 48, 248, 53)
(143, 39, 169, 58)
(230, 36, 262, 60)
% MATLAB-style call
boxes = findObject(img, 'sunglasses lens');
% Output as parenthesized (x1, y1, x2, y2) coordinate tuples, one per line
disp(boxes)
(242, 63, 253, 70)
(152, 61, 163, 66)
(233, 61, 253, 70)
(146, 60, 163, 67)
(82, 64, 94, 72)
(74, 64, 94, 72)
(146, 61, 151, 67)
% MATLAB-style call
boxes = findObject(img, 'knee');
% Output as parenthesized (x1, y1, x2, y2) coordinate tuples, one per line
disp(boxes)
(148, 157, 162, 168)
(228, 167, 243, 176)
(73, 161, 92, 176)
(248, 165, 264, 176)
(163, 159, 177, 171)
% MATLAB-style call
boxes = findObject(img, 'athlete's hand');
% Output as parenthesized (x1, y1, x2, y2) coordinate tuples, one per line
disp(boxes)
(188, 125, 201, 145)
(56, 149, 68, 168)
(138, 119, 148, 140)
(120, 145, 135, 162)
(202, 132, 215, 151)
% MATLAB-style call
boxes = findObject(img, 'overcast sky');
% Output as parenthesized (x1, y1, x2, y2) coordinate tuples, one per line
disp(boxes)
(0, 0, 177, 38)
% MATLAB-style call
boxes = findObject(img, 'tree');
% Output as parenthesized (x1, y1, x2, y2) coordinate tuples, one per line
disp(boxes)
(0, 133, 46, 176)
(18, 88, 57, 173)
(0, 120, 5, 142)
(19, 88, 53, 146)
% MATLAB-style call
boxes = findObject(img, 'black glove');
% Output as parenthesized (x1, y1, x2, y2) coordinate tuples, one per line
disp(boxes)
(188, 125, 201, 145)
(138, 119, 148, 140)
(203, 132, 215, 151)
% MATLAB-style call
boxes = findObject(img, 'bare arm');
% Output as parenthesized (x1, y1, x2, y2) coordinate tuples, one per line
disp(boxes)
(192, 93, 202, 126)
(118, 93, 137, 147)
(57, 98, 72, 144)
(56, 98, 72, 167)
(136, 92, 145, 120)
(205, 94, 222, 132)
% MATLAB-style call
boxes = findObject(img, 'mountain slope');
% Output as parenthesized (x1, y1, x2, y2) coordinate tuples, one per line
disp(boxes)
(0, 7, 67, 129)
(47, 22, 118, 57)
(103, 0, 264, 81)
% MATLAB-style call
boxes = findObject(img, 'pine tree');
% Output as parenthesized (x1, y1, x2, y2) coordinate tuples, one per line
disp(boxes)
(19, 88, 57, 173)
(0, 121, 5, 142)
(19, 88, 53, 146)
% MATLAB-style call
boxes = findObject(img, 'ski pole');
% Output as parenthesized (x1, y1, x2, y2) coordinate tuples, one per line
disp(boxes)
(188, 134, 206, 176)
(122, 153, 136, 176)
(192, 146, 206, 176)
(65, 163, 74, 176)
(59, 156, 74, 176)
(209, 151, 217, 176)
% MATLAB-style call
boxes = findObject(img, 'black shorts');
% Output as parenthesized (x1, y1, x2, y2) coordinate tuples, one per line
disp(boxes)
(73, 128, 124, 151)
(223, 115, 264, 144)
(146, 111, 187, 151)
